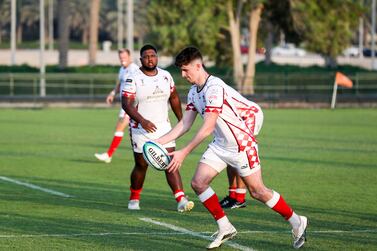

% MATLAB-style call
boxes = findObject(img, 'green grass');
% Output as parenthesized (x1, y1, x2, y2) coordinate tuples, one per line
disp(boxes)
(0, 108, 376, 250)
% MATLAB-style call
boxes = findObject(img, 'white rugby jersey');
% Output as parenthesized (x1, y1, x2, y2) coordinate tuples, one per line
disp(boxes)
(186, 75, 259, 153)
(121, 67, 175, 131)
(119, 62, 139, 96)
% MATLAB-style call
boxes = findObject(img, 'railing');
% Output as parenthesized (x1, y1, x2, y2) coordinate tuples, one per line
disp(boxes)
(1, 73, 377, 101)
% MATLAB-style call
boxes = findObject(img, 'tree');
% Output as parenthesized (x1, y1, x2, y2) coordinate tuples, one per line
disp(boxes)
(146, 0, 225, 59)
(0, 0, 11, 44)
(290, 0, 362, 67)
(225, 0, 264, 94)
(69, 1, 91, 45)
(57, 0, 69, 69)
(88, 0, 101, 66)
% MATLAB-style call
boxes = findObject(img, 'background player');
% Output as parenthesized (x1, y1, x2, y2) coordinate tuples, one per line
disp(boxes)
(95, 48, 139, 163)
(121, 44, 194, 212)
(157, 46, 308, 249)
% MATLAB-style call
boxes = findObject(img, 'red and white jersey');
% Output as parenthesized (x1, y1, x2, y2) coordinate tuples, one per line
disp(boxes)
(186, 75, 260, 153)
(121, 67, 175, 132)
(119, 62, 139, 95)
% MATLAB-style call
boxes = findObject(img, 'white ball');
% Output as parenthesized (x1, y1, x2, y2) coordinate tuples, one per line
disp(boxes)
(142, 141, 171, 171)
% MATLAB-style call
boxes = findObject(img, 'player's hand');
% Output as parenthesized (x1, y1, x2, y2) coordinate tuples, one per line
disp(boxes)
(167, 149, 187, 173)
(141, 119, 157, 133)
(106, 94, 114, 105)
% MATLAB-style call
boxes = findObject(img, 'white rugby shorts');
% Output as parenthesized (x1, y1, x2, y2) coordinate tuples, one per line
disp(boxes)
(200, 144, 261, 177)
(130, 124, 175, 153)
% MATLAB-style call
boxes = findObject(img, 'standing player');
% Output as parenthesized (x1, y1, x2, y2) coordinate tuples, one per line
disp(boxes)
(121, 44, 194, 212)
(220, 101, 263, 209)
(95, 49, 139, 163)
(156, 47, 308, 249)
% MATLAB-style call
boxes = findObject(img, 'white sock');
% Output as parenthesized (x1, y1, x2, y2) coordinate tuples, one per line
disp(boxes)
(217, 216, 232, 230)
(288, 212, 301, 229)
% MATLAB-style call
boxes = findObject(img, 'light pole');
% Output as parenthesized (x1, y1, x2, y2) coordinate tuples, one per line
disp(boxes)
(372, 0, 376, 69)
(117, 0, 123, 49)
(40, 0, 46, 97)
(127, 0, 133, 54)
(11, 0, 16, 65)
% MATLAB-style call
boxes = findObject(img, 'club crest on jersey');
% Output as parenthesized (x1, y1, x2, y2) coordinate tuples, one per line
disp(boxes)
(153, 86, 164, 95)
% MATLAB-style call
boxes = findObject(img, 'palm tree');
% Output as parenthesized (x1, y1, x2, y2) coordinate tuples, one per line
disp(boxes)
(69, 0, 90, 45)
(57, 0, 69, 69)
(0, 0, 11, 44)
(89, 0, 101, 66)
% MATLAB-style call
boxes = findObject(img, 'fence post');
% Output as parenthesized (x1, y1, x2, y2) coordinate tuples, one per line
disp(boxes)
(10, 73, 14, 96)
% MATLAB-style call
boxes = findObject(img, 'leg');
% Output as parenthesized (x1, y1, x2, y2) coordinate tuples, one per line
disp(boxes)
(107, 115, 129, 157)
(219, 166, 237, 208)
(94, 114, 130, 163)
(241, 168, 308, 249)
(165, 147, 194, 212)
(192, 162, 237, 249)
(128, 152, 148, 210)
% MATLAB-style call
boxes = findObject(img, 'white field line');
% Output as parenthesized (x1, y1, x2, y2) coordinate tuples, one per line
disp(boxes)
(0, 176, 73, 198)
(140, 217, 256, 251)
(0, 229, 376, 239)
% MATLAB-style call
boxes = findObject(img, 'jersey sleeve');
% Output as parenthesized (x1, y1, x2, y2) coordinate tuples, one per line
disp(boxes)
(185, 89, 197, 112)
(204, 85, 224, 113)
(168, 73, 176, 93)
(121, 76, 136, 99)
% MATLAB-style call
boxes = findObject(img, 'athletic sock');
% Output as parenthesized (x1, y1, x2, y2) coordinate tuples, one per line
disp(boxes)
(198, 187, 226, 221)
(265, 191, 294, 220)
(129, 186, 142, 201)
(107, 131, 124, 157)
(235, 188, 247, 203)
(174, 189, 185, 202)
(229, 186, 237, 200)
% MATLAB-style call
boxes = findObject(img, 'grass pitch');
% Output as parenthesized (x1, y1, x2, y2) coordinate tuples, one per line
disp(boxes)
(0, 108, 376, 250)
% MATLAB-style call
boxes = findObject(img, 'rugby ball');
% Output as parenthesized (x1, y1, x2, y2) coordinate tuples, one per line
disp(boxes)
(142, 141, 171, 171)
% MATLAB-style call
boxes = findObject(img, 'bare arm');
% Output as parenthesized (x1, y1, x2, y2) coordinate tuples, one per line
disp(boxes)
(157, 110, 197, 145)
(121, 95, 157, 133)
(169, 88, 183, 121)
(106, 80, 120, 105)
(167, 112, 218, 172)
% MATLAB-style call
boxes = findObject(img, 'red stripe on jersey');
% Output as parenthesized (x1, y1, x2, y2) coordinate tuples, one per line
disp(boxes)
(185, 103, 197, 111)
(232, 97, 249, 108)
(122, 91, 136, 98)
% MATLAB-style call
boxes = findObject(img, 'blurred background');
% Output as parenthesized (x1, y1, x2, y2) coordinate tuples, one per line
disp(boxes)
(0, 0, 376, 107)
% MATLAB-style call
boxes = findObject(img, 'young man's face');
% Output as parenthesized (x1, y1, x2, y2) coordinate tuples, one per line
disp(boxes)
(140, 49, 158, 71)
(180, 61, 200, 84)
(119, 52, 130, 67)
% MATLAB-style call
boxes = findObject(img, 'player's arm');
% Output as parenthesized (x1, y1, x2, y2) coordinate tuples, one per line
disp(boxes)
(167, 112, 218, 172)
(122, 95, 157, 133)
(169, 87, 183, 121)
(157, 109, 197, 145)
(106, 80, 120, 105)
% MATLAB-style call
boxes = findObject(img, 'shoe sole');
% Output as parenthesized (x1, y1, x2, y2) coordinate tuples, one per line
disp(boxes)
(207, 230, 237, 250)
(294, 217, 308, 249)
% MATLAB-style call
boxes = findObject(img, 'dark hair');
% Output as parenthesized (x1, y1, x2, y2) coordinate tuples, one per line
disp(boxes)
(118, 48, 130, 55)
(175, 46, 203, 67)
(140, 44, 157, 56)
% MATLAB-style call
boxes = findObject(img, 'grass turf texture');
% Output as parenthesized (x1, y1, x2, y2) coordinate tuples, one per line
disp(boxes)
(0, 108, 376, 250)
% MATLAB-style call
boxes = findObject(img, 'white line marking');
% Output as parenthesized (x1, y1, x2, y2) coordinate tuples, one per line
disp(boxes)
(0, 176, 73, 198)
(140, 217, 256, 251)
(0, 229, 375, 239)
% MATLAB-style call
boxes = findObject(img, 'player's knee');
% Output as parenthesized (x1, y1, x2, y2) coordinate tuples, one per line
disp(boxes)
(191, 178, 204, 193)
(249, 187, 268, 201)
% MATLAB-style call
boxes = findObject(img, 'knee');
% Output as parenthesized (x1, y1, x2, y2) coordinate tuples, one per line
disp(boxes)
(249, 187, 269, 201)
(191, 178, 205, 193)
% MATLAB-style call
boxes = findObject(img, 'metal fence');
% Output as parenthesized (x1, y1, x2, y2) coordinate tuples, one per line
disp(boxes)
(1, 72, 377, 102)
